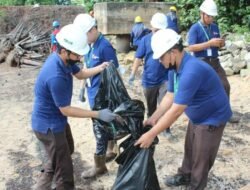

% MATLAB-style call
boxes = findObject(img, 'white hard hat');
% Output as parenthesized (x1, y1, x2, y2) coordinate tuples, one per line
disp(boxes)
(151, 29, 181, 59)
(56, 24, 89, 56)
(200, 0, 218, 16)
(73, 13, 96, 32)
(150, 12, 167, 29)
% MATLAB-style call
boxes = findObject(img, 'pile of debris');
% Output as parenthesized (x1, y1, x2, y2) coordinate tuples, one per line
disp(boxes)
(0, 11, 50, 67)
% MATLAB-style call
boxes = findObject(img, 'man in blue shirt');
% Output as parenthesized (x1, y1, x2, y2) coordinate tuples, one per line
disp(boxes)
(187, 0, 230, 97)
(32, 24, 117, 190)
(129, 12, 170, 137)
(73, 13, 119, 178)
(130, 16, 151, 50)
(166, 6, 179, 33)
(135, 29, 232, 190)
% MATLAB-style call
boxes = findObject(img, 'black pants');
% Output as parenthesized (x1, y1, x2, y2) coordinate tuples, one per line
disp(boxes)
(35, 124, 74, 190)
(143, 82, 167, 117)
(178, 121, 225, 190)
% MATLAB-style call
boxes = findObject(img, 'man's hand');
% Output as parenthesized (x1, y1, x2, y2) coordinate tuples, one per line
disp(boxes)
(98, 62, 109, 72)
(97, 108, 117, 122)
(134, 131, 156, 148)
(128, 74, 135, 86)
(143, 116, 157, 126)
(209, 38, 224, 48)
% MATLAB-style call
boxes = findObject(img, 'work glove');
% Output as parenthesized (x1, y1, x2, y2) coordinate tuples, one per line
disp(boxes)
(97, 108, 117, 122)
(130, 42, 133, 49)
(79, 87, 86, 102)
(128, 74, 135, 86)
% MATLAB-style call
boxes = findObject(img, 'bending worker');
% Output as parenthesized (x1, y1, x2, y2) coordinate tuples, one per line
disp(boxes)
(135, 29, 232, 190)
(32, 24, 117, 190)
(129, 13, 171, 137)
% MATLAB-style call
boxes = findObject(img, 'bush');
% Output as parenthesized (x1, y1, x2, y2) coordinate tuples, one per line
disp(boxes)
(164, 0, 250, 34)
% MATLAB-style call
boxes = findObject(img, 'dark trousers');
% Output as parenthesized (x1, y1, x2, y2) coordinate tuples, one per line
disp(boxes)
(201, 58, 230, 97)
(178, 121, 225, 190)
(143, 82, 170, 132)
(143, 82, 167, 117)
(35, 124, 75, 190)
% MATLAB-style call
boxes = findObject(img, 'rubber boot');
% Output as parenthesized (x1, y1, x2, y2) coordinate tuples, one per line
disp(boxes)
(33, 170, 53, 190)
(106, 140, 117, 162)
(81, 154, 108, 179)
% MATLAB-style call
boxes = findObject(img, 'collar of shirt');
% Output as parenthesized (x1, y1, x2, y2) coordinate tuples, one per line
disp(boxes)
(54, 53, 72, 74)
(176, 51, 189, 74)
(92, 33, 103, 49)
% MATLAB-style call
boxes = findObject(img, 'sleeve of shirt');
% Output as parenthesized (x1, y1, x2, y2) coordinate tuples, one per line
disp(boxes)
(167, 71, 174, 92)
(47, 77, 72, 107)
(187, 25, 198, 45)
(135, 37, 146, 58)
(102, 45, 119, 68)
(71, 64, 80, 75)
(213, 24, 221, 38)
(174, 73, 202, 105)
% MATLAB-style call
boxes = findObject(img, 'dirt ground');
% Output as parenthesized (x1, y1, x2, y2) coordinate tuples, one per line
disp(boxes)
(0, 58, 250, 190)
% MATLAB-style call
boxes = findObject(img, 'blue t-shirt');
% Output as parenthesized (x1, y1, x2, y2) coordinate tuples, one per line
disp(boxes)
(136, 33, 168, 88)
(188, 21, 221, 58)
(166, 12, 179, 33)
(84, 34, 119, 108)
(167, 52, 232, 126)
(32, 53, 80, 134)
(130, 23, 150, 47)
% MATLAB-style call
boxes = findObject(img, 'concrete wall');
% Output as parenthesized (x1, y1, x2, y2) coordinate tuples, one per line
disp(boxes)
(94, 2, 174, 35)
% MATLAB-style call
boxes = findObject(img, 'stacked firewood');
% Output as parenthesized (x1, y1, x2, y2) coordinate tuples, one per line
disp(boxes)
(0, 14, 50, 67)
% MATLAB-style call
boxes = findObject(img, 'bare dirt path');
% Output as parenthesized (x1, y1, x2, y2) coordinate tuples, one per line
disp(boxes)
(0, 61, 249, 190)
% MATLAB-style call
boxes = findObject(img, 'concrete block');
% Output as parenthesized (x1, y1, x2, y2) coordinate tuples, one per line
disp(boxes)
(94, 2, 173, 35)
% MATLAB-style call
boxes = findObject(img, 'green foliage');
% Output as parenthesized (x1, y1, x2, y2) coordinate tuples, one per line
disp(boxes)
(0, 9, 6, 24)
(164, 0, 249, 34)
(24, 0, 56, 5)
(0, 0, 25, 5)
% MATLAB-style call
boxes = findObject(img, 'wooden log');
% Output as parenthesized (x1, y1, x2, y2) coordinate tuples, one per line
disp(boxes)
(20, 58, 42, 66)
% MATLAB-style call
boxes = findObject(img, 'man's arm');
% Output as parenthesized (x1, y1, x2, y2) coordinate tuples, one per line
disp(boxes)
(188, 38, 224, 52)
(131, 58, 142, 77)
(135, 103, 187, 148)
(60, 106, 117, 123)
(150, 103, 186, 137)
(74, 62, 109, 80)
(60, 106, 98, 118)
(145, 92, 174, 126)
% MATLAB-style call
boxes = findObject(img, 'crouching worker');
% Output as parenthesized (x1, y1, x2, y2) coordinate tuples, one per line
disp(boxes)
(32, 24, 117, 190)
(135, 29, 232, 190)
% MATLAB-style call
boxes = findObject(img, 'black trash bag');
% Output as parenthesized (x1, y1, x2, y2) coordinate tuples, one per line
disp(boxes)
(112, 127, 160, 190)
(92, 64, 145, 140)
(113, 99, 145, 140)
